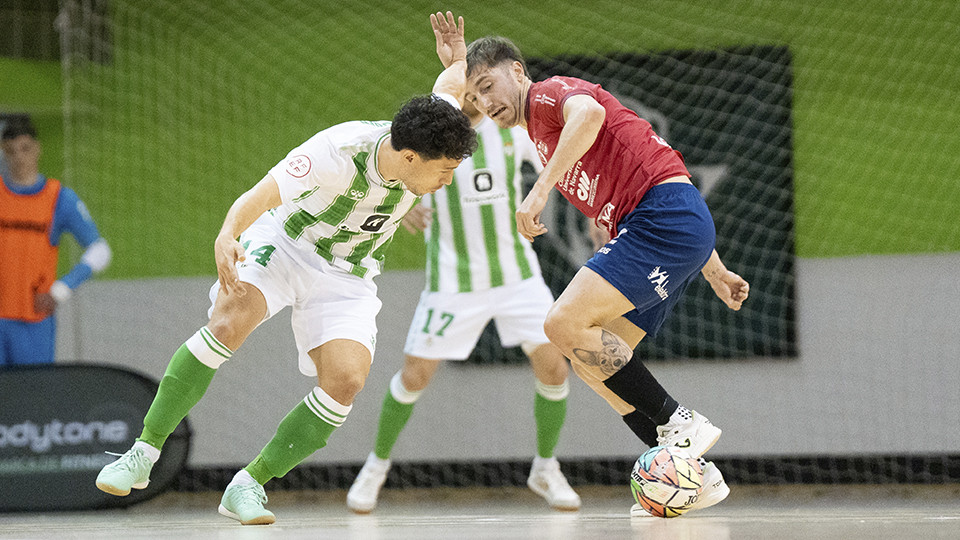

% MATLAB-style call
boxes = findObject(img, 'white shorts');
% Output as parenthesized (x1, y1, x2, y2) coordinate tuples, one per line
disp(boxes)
(403, 276, 555, 360)
(208, 217, 381, 377)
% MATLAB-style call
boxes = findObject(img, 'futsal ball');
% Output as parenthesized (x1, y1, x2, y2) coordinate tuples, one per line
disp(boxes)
(630, 445, 704, 518)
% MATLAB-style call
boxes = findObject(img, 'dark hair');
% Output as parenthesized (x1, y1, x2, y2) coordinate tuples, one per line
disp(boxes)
(1, 116, 38, 140)
(466, 36, 529, 78)
(391, 95, 477, 161)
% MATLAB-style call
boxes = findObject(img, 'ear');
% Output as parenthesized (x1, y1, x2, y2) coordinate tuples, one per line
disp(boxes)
(401, 149, 417, 164)
(513, 61, 525, 82)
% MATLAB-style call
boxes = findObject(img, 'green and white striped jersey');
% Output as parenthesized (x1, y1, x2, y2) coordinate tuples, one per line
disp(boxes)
(266, 121, 420, 279)
(422, 118, 544, 293)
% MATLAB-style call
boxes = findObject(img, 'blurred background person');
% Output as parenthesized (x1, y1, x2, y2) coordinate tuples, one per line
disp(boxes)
(0, 115, 111, 366)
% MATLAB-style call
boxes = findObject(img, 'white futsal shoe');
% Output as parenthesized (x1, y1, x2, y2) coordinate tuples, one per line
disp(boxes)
(347, 452, 391, 514)
(527, 456, 581, 511)
(656, 409, 722, 458)
(630, 459, 730, 517)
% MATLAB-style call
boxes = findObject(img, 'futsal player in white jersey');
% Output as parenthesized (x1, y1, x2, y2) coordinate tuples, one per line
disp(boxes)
(346, 101, 581, 513)
(94, 55, 478, 525)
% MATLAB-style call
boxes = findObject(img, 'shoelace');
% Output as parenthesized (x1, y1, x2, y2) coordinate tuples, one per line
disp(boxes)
(233, 482, 269, 504)
(104, 449, 147, 472)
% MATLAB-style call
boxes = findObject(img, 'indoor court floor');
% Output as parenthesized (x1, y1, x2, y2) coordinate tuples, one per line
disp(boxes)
(1, 484, 959, 539)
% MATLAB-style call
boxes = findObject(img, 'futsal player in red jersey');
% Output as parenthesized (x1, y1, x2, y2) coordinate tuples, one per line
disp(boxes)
(431, 12, 750, 516)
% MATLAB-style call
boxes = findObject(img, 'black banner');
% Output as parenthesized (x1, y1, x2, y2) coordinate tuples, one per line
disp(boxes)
(0, 364, 190, 511)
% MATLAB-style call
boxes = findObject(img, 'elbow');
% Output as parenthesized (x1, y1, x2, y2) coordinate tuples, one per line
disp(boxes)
(584, 102, 605, 131)
(82, 238, 112, 273)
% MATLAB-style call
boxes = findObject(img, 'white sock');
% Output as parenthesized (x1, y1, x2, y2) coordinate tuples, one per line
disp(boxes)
(667, 405, 693, 426)
(532, 455, 558, 469)
(535, 379, 569, 401)
(389, 371, 422, 405)
(230, 468, 258, 487)
(133, 440, 160, 464)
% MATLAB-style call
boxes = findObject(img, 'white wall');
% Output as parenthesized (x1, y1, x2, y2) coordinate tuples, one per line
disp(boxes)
(54, 253, 960, 466)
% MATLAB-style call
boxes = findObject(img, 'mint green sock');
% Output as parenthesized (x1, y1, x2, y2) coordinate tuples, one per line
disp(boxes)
(534, 392, 567, 458)
(374, 390, 416, 460)
(245, 400, 341, 485)
(138, 344, 216, 450)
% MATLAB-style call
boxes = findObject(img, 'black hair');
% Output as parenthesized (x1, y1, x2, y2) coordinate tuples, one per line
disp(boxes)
(1, 115, 37, 140)
(391, 95, 477, 161)
(465, 36, 529, 78)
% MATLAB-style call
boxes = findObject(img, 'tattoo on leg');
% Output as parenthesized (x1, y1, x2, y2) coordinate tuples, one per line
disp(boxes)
(573, 329, 632, 378)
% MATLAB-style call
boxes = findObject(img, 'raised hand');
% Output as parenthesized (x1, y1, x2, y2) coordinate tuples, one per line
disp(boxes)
(430, 11, 465, 68)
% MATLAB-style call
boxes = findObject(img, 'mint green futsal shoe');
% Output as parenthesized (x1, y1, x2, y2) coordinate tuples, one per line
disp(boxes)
(218, 481, 276, 525)
(95, 447, 153, 496)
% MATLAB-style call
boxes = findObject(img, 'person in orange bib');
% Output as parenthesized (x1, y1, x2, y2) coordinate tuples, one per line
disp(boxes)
(0, 116, 110, 366)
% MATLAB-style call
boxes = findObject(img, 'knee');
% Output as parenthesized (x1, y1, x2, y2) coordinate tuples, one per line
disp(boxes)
(527, 343, 569, 385)
(320, 368, 368, 405)
(400, 357, 439, 392)
(543, 303, 579, 354)
(400, 368, 431, 393)
(205, 318, 244, 351)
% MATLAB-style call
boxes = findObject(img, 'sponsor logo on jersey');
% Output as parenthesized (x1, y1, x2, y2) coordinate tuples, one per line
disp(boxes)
(473, 171, 493, 192)
(559, 161, 598, 206)
(285, 155, 311, 178)
(650, 134, 673, 149)
(536, 140, 549, 165)
(647, 266, 670, 300)
(598, 203, 615, 230)
(534, 94, 556, 107)
(576, 170, 599, 204)
(360, 214, 391, 232)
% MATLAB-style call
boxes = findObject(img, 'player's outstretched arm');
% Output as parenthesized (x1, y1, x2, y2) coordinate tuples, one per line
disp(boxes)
(701, 249, 749, 311)
(214, 174, 282, 296)
(430, 11, 467, 105)
(516, 94, 605, 242)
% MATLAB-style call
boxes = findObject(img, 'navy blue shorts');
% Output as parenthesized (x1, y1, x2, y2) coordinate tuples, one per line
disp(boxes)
(584, 182, 715, 337)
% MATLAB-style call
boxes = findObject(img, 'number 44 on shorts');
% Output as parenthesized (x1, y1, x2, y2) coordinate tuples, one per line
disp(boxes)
(242, 241, 276, 267)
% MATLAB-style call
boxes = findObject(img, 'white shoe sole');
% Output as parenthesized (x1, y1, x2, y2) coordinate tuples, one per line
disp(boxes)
(95, 479, 148, 497)
(346, 497, 377, 514)
(218, 504, 276, 525)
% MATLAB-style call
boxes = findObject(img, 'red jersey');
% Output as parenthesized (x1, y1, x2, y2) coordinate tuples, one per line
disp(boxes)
(525, 76, 689, 236)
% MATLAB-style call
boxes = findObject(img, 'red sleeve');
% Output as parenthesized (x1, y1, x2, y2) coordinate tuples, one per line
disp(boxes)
(530, 77, 594, 131)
